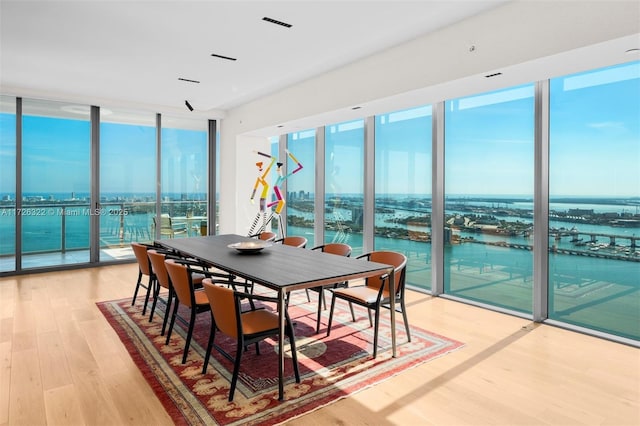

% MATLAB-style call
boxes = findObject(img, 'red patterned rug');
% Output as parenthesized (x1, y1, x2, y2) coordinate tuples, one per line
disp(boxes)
(98, 291, 463, 425)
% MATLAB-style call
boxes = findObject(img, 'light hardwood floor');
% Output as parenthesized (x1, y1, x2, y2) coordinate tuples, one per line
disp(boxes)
(1, 263, 638, 425)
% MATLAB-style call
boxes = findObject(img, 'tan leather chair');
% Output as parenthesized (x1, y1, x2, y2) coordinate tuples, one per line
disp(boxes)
(163, 259, 212, 364)
(307, 243, 353, 333)
(201, 279, 301, 401)
(250, 231, 277, 241)
(130, 242, 156, 315)
(274, 235, 307, 248)
(326, 251, 410, 358)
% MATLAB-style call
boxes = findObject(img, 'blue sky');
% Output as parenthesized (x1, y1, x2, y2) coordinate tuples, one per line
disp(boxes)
(283, 61, 639, 198)
(0, 116, 207, 197)
(1, 61, 638, 199)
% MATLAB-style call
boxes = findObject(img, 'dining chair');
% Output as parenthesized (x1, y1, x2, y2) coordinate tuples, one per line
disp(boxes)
(164, 258, 234, 364)
(130, 242, 156, 315)
(306, 243, 353, 333)
(274, 235, 308, 248)
(153, 213, 187, 238)
(249, 231, 277, 242)
(147, 248, 208, 335)
(326, 250, 410, 358)
(201, 278, 301, 401)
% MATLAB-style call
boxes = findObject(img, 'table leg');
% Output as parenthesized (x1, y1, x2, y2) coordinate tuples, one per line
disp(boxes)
(277, 289, 286, 401)
(389, 267, 397, 358)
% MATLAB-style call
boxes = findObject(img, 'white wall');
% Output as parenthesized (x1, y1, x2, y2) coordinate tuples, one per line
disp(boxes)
(219, 0, 640, 234)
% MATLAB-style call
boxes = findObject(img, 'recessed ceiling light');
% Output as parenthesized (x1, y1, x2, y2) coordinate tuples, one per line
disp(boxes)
(61, 105, 90, 115)
(262, 16, 292, 28)
(625, 48, 639, 54)
(178, 77, 200, 84)
(211, 53, 237, 61)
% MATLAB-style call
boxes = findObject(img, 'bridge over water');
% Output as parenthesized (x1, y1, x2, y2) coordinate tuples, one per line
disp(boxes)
(550, 229, 638, 248)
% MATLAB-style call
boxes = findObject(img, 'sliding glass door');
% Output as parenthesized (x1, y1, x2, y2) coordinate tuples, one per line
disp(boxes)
(160, 116, 208, 240)
(99, 108, 157, 260)
(21, 99, 91, 268)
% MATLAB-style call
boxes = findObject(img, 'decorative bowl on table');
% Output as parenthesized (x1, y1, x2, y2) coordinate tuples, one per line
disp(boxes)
(227, 240, 272, 254)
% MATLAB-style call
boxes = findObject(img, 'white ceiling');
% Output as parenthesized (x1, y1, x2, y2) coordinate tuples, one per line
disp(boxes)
(0, 0, 511, 117)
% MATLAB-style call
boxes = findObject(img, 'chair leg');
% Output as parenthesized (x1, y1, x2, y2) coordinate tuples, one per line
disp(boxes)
(348, 302, 356, 322)
(148, 281, 160, 322)
(142, 275, 153, 315)
(202, 318, 216, 374)
(181, 309, 196, 364)
(161, 289, 173, 336)
(165, 300, 180, 345)
(229, 341, 244, 401)
(367, 308, 373, 327)
(132, 271, 143, 305)
(326, 293, 337, 337)
(401, 298, 411, 342)
(373, 306, 381, 359)
(304, 288, 311, 302)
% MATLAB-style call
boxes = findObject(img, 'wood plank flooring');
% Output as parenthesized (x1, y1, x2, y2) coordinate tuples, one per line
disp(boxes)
(0, 263, 638, 425)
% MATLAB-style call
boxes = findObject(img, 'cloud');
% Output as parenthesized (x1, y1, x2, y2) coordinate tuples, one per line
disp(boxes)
(587, 121, 625, 130)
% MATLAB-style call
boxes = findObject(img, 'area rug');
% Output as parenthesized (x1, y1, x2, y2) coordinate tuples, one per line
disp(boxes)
(98, 292, 463, 426)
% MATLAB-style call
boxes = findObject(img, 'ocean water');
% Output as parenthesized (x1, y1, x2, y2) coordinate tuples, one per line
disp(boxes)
(1, 198, 638, 340)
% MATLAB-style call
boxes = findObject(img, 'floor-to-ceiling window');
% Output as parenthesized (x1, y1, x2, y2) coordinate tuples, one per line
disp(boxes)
(0, 96, 216, 273)
(99, 108, 157, 259)
(286, 130, 315, 247)
(0, 96, 16, 272)
(21, 99, 91, 268)
(548, 61, 640, 340)
(444, 85, 535, 314)
(325, 119, 365, 255)
(375, 106, 432, 290)
(160, 116, 208, 239)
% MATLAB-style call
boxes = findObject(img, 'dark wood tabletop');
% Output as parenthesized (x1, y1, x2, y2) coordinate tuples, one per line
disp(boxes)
(157, 234, 392, 292)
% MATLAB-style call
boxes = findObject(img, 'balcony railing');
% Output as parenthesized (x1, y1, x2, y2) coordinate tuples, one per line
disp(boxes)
(0, 200, 207, 256)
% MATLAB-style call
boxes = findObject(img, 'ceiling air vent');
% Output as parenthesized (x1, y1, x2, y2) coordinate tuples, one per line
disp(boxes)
(485, 72, 502, 78)
(210, 53, 237, 61)
(262, 16, 292, 28)
(178, 77, 200, 83)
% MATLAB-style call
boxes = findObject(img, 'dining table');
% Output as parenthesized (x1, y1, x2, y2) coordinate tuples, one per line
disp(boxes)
(156, 233, 397, 401)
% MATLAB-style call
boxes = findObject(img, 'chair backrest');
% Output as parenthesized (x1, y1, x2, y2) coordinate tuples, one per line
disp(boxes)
(160, 214, 172, 230)
(313, 243, 352, 257)
(147, 249, 170, 289)
(131, 242, 152, 275)
(203, 279, 239, 338)
(278, 236, 307, 248)
(361, 251, 407, 296)
(258, 231, 276, 241)
(164, 259, 194, 308)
